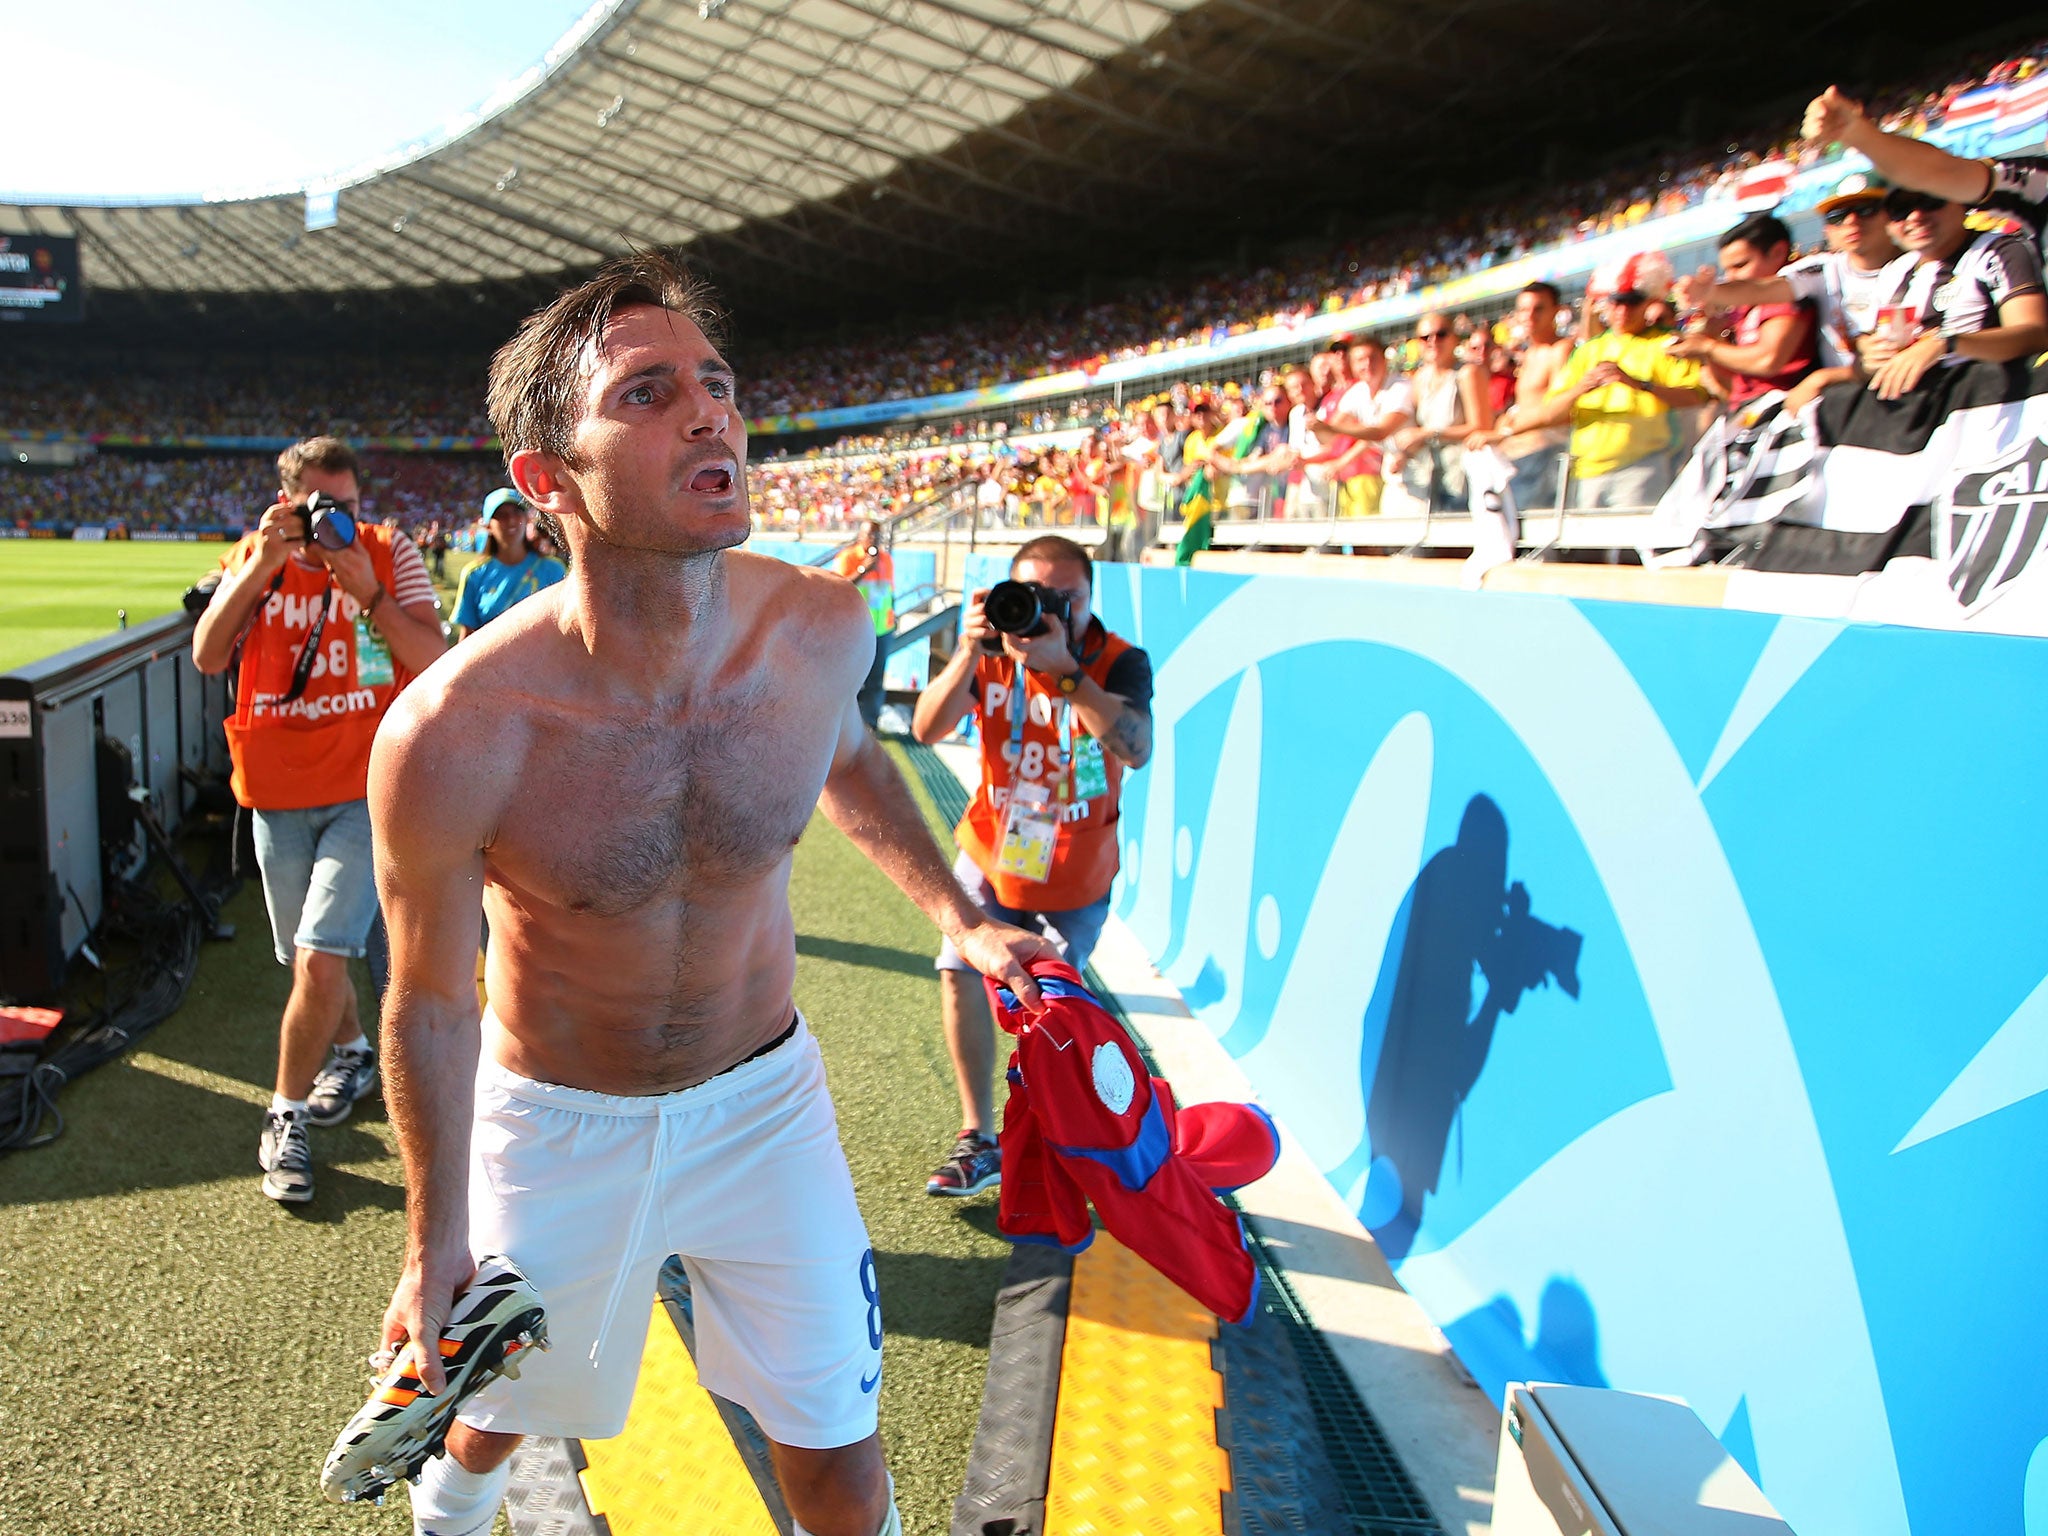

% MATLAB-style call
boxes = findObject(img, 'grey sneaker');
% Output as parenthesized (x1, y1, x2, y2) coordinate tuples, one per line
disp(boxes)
(926, 1130, 1001, 1197)
(307, 1045, 378, 1128)
(258, 1109, 314, 1204)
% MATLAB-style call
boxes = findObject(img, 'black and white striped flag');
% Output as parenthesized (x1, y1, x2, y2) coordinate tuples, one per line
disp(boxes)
(1653, 357, 2048, 611)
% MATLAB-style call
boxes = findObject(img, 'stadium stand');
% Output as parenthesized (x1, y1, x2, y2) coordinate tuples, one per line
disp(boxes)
(2, 40, 2040, 454)
(5, 31, 2047, 566)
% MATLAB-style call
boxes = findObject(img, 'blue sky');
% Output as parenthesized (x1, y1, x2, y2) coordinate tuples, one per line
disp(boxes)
(9, 0, 602, 200)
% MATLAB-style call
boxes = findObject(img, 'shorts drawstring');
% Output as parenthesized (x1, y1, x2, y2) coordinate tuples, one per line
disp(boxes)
(590, 1104, 667, 1367)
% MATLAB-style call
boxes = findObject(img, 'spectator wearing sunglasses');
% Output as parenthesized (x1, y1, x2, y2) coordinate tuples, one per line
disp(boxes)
(1666, 214, 1817, 411)
(1806, 85, 2048, 253)
(1675, 174, 1912, 411)
(1864, 185, 2048, 400)
(1385, 313, 1493, 512)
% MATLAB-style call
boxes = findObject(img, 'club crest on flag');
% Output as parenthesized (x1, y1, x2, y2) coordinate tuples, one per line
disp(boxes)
(1939, 428, 2048, 611)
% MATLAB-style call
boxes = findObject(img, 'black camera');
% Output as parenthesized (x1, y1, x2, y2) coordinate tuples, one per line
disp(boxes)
(980, 579, 1072, 651)
(292, 491, 357, 551)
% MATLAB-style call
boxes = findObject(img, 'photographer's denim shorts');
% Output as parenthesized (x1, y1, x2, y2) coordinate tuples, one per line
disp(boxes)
(935, 852, 1109, 976)
(252, 799, 379, 965)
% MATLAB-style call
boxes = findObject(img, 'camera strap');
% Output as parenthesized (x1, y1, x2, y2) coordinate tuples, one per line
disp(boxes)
(1009, 662, 1074, 806)
(277, 577, 335, 706)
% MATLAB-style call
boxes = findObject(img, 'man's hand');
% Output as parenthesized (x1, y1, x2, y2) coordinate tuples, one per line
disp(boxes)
(380, 1245, 475, 1396)
(959, 587, 995, 652)
(1664, 332, 1717, 361)
(949, 917, 1058, 1012)
(314, 534, 382, 607)
(251, 500, 302, 575)
(1578, 361, 1636, 395)
(1804, 85, 1867, 147)
(1868, 333, 1945, 401)
(1673, 265, 1722, 316)
(1002, 613, 1078, 677)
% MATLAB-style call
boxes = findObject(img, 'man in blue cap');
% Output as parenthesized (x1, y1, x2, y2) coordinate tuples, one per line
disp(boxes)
(453, 488, 567, 639)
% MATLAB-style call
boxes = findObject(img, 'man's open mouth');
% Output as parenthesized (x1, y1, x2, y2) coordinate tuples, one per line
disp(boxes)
(689, 464, 735, 495)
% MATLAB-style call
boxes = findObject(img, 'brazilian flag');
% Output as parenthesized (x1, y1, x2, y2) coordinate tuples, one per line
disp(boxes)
(1175, 410, 1265, 567)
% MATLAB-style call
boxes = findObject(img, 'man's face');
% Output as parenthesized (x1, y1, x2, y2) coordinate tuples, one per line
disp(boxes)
(1603, 295, 1649, 335)
(538, 304, 749, 558)
(1516, 289, 1558, 339)
(1011, 555, 1091, 641)
(1890, 195, 1968, 256)
(1718, 238, 1787, 284)
(1824, 201, 1886, 258)
(1347, 343, 1381, 382)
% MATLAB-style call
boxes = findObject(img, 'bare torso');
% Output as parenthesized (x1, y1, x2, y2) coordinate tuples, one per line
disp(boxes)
(1505, 337, 1575, 458)
(407, 551, 866, 1094)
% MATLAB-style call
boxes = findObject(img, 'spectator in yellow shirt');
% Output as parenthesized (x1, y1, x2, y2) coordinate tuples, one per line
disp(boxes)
(1522, 289, 1710, 508)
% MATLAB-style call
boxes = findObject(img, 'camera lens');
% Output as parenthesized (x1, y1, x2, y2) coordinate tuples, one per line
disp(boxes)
(313, 509, 357, 551)
(983, 580, 1042, 636)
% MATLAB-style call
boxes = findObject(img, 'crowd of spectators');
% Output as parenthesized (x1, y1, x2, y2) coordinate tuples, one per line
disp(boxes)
(739, 41, 2048, 416)
(1, 451, 507, 534)
(748, 450, 967, 535)
(0, 352, 493, 441)
(4, 40, 2043, 558)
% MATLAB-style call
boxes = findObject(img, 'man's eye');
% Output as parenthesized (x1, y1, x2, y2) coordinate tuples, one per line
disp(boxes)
(624, 385, 655, 405)
(707, 378, 733, 400)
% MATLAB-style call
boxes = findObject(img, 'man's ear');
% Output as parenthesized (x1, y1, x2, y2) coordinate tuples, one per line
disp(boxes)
(509, 450, 577, 519)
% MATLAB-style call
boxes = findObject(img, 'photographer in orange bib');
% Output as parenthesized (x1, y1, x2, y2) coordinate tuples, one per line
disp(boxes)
(192, 436, 447, 1204)
(910, 535, 1154, 1195)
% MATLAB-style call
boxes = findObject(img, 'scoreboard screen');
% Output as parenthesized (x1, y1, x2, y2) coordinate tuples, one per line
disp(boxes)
(0, 233, 81, 323)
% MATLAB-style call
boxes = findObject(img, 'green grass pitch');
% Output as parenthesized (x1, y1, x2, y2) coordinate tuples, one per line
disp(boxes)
(0, 541, 226, 675)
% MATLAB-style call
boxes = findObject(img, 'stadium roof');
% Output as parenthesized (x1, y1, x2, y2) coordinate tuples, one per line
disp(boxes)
(4, 0, 2041, 338)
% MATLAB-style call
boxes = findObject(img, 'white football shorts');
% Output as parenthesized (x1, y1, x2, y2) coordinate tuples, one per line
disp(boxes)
(456, 1013, 883, 1449)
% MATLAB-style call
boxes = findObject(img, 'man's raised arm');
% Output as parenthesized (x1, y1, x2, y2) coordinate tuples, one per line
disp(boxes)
(1806, 87, 1995, 208)
(813, 587, 1056, 1007)
(368, 688, 495, 1394)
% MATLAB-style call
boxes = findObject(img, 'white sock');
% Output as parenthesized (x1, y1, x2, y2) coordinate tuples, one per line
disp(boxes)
(792, 1474, 900, 1536)
(268, 1094, 308, 1117)
(334, 1034, 371, 1054)
(408, 1450, 511, 1536)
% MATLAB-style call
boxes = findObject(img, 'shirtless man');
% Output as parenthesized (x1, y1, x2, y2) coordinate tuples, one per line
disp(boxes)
(1467, 281, 1576, 511)
(367, 253, 1054, 1536)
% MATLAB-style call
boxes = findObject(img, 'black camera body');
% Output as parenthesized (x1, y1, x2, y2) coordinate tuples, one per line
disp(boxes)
(293, 491, 358, 552)
(981, 579, 1072, 650)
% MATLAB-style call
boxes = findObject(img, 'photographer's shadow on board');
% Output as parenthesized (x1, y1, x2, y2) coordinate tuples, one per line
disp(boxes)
(1327, 794, 1583, 1264)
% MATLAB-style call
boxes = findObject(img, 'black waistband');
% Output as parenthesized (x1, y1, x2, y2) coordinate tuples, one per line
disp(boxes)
(720, 1012, 800, 1077)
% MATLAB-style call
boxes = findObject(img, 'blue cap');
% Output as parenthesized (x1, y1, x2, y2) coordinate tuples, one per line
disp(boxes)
(482, 487, 524, 519)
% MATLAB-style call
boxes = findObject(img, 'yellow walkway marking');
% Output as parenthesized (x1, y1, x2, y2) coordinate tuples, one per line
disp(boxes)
(1046, 1233, 1229, 1536)
(577, 1299, 778, 1536)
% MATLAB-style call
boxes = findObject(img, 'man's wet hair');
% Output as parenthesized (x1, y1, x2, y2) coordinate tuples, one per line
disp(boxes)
(1520, 281, 1562, 306)
(487, 248, 728, 474)
(1012, 534, 1094, 592)
(278, 435, 361, 496)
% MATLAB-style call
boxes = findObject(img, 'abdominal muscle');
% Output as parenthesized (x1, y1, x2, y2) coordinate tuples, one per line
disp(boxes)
(477, 865, 801, 1095)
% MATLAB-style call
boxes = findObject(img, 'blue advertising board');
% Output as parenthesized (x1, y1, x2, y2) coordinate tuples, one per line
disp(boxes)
(1090, 565, 2048, 1536)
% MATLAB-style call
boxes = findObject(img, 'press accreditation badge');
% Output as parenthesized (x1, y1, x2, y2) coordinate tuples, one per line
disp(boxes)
(995, 781, 1059, 884)
(1071, 734, 1108, 800)
(354, 616, 395, 688)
